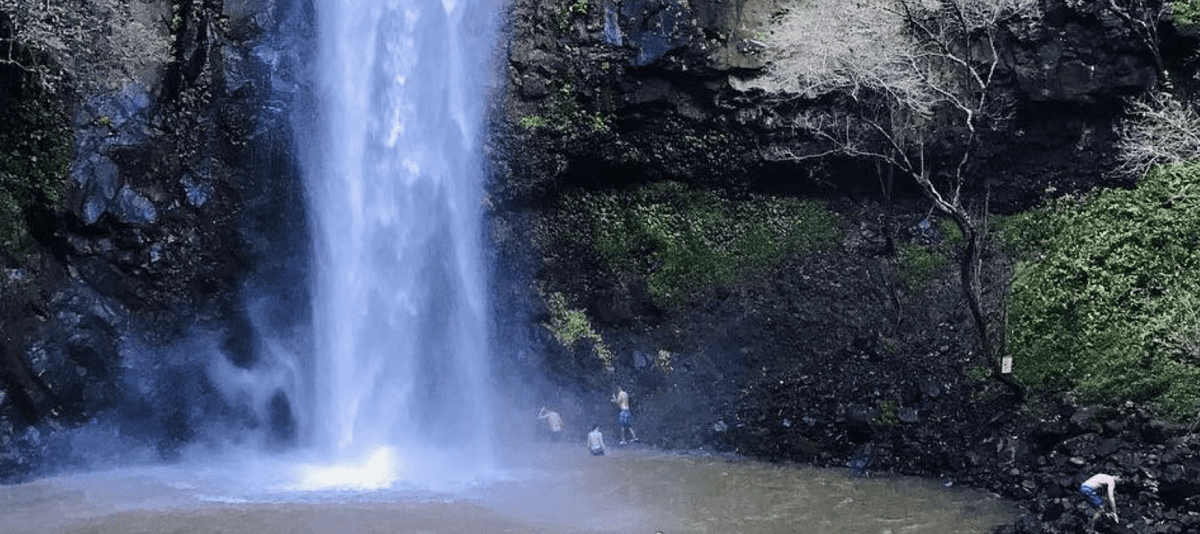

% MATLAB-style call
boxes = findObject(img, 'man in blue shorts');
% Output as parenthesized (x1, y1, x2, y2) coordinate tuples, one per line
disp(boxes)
(611, 386, 638, 445)
(1080, 473, 1119, 525)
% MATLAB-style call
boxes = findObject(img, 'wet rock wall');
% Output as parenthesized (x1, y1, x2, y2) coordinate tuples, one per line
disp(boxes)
(489, 0, 1200, 533)
(0, 0, 313, 476)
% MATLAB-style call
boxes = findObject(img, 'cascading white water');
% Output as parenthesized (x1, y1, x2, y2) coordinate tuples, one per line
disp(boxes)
(296, 0, 504, 486)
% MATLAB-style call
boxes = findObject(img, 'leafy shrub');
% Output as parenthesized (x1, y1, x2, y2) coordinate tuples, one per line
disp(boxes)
(1174, 0, 1200, 27)
(1005, 162, 1200, 419)
(519, 115, 548, 130)
(546, 291, 614, 371)
(938, 217, 964, 247)
(872, 399, 900, 429)
(564, 181, 841, 310)
(898, 245, 946, 291)
(0, 86, 71, 264)
(516, 82, 610, 135)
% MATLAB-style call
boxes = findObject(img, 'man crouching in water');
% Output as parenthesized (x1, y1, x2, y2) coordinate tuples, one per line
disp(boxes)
(1080, 473, 1119, 525)
(537, 407, 563, 441)
(587, 424, 606, 456)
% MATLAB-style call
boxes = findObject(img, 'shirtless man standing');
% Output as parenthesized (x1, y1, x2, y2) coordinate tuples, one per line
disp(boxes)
(611, 386, 638, 445)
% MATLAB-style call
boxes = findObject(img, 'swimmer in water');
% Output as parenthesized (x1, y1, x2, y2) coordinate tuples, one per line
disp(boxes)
(587, 424, 605, 456)
(537, 407, 563, 441)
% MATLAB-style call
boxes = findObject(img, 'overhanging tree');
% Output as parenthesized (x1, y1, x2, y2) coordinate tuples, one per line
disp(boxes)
(1114, 89, 1200, 178)
(0, 0, 167, 92)
(1102, 0, 1169, 82)
(764, 0, 1040, 379)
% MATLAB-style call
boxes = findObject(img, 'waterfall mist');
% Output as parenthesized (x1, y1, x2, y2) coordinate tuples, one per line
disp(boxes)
(25, 0, 511, 495)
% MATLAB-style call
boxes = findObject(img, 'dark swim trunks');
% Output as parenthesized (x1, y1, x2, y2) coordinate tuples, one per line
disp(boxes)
(618, 409, 633, 428)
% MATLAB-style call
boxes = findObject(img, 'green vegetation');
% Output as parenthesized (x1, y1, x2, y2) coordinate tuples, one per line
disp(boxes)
(1005, 162, 1200, 419)
(554, 0, 591, 34)
(567, 0, 589, 16)
(897, 245, 946, 291)
(518, 82, 610, 134)
(938, 217, 964, 247)
(0, 0, 168, 263)
(1174, 0, 1200, 27)
(0, 86, 71, 264)
(872, 400, 899, 429)
(562, 181, 840, 310)
(519, 114, 548, 130)
(964, 365, 992, 382)
(895, 217, 963, 292)
(546, 291, 614, 371)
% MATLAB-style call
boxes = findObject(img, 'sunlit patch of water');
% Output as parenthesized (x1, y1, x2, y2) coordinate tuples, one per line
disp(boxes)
(291, 446, 402, 491)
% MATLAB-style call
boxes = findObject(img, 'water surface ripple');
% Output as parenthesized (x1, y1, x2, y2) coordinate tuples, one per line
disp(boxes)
(0, 444, 1014, 534)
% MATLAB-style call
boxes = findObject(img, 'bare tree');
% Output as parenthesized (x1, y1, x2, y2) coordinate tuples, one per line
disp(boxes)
(762, 0, 1040, 378)
(0, 0, 168, 92)
(1101, 0, 1169, 82)
(1114, 90, 1200, 178)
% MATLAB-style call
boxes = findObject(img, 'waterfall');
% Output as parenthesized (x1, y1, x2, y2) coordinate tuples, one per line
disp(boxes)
(293, 0, 504, 485)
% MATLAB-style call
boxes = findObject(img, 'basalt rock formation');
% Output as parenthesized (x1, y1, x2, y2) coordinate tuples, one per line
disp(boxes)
(0, 0, 1198, 532)
(0, 0, 311, 475)
(492, 0, 1172, 211)
(489, 0, 1200, 533)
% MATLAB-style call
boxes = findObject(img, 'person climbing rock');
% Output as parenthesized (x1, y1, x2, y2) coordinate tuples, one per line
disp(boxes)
(611, 386, 638, 445)
(1080, 473, 1119, 524)
(537, 407, 563, 441)
(587, 424, 606, 455)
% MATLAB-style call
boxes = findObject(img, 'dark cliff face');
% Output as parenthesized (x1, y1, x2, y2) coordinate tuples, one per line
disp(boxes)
(489, 0, 1200, 532)
(490, 0, 1168, 412)
(492, 0, 1164, 212)
(0, 0, 1196, 530)
(0, 0, 313, 476)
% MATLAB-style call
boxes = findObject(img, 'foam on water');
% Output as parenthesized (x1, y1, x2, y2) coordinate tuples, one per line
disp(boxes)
(92, 446, 511, 505)
(292, 446, 403, 491)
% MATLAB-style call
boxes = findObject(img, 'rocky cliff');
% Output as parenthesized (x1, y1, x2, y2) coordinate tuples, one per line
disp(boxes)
(492, 0, 1179, 210)
(0, 0, 1198, 532)
(0, 0, 312, 472)
(488, 0, 1200, 533)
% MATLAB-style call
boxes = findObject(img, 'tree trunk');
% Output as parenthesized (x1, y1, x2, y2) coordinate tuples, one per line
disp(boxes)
(946, 205, 1023, 397)
(910, 171, 1021, 396)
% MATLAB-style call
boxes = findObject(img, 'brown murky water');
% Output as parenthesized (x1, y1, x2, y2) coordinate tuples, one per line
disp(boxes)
(0, 443, 1015, 534)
